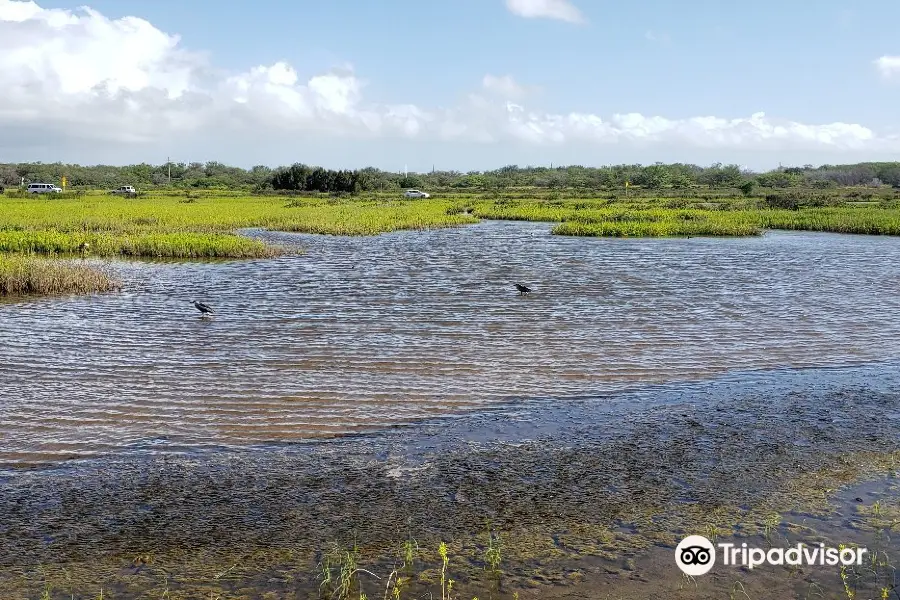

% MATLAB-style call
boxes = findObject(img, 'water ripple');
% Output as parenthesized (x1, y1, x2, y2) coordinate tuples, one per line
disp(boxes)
(2, 222, 900, 465)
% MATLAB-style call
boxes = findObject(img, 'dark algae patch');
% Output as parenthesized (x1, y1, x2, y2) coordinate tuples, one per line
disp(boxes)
(2, 364, 899, 598)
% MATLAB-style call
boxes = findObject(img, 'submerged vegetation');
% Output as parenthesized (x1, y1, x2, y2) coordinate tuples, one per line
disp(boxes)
(0, 254, 119, 297)
(11, 450, 900, 599)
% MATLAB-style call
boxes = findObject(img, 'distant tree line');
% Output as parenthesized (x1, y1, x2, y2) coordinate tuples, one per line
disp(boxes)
(1, 160, 899, 193)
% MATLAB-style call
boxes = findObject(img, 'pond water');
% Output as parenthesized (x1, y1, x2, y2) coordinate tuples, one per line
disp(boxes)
(2, 221, 900, 467)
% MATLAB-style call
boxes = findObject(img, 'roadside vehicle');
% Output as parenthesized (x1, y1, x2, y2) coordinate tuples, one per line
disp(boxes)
(27, 183, 62, 194)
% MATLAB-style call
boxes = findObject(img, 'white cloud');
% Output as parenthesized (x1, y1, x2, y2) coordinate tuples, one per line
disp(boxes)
(504, 0, 585, 24)
(875, 55, 900, 79)
(0, 0, 898, 165)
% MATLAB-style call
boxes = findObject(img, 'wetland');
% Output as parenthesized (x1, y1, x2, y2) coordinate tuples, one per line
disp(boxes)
(2, 213, 900, 599)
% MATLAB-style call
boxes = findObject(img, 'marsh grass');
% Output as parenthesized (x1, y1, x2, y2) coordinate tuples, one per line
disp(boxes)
(0, 230, 279, 258)
(3, 194, 900, 259)
(0, 195, 477, 258)
(0, 255, 119, 297)
(474, 201, 764, 237)
(471, 199, 900, 237)
(758, 208, 900, 235)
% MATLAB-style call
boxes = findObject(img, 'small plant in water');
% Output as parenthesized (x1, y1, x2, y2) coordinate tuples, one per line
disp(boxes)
(384, 535, 418, 600)
(705, 523, 723, 543)
(838, 544, 856, 600)
(318, 542, 382, 600)
(482, 528, 503, 598)
(804, 582, 826, 599)
(678, 573, 697, 591)
(763, 513, 781, 544)
(484, 530, 502, 575)
(439, 541, 450, 600)
(729, 581, 751, 600)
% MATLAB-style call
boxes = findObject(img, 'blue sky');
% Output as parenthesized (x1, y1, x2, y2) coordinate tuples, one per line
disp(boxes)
(2, 0, 900, 170)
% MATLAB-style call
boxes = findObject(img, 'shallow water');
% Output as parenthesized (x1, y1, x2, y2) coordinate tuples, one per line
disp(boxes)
(2, 361, 898, 598)
(2, 222, 900, 466)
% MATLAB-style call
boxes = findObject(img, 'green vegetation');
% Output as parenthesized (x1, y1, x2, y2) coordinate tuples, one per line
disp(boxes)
(4, 190, 900, 263)
(758, 208, 900, 235)
(465, 198, 900, 237)
(0, 254, 119, 297)
(0, 230, 278, 258)
(469, 203, 760, 237)
(0, 194, 478, 257)
(4, 159, 900, 193)
(2, 160, 900, 299)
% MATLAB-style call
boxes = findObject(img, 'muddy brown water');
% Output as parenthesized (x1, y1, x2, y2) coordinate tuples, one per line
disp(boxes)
(2, 222, 900, 466)
(2, 222, 900, 598)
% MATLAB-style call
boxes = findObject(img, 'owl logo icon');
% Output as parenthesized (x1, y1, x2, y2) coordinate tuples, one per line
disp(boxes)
(675, 535, 716, 576)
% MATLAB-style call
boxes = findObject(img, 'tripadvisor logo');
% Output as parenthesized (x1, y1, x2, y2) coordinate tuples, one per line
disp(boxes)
(675, 535, 868, 576)
(676, 535, 716, 576)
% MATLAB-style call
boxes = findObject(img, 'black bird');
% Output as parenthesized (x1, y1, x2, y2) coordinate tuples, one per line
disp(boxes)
(515, 283, 531, 296)
(192, 300, 214, 316)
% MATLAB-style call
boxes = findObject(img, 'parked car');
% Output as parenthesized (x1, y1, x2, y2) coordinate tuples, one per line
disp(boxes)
(27, 183, 62, 194)
(403, 189, 430, 199)
(110, 186, 137, 195)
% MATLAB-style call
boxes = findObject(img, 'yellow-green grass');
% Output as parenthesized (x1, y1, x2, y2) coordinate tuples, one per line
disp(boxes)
(4, 195, 900, 259)
(0, 231, 278, 258)
(0, 254, 119, 297)
(758, 208, 900, 235)
(469, 199, 900, 237)
(469, 201, 756, 237)
(552, 219, 759, 237)
(0, 194, 478, 257)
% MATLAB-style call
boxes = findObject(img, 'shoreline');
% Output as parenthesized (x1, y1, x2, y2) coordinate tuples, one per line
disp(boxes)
(3, 362, 899, 598)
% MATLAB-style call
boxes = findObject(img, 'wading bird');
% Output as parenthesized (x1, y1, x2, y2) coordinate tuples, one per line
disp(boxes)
(515, 283, 531, 296)
(192, 300, 214, 317)
(78, 241, 90, 256)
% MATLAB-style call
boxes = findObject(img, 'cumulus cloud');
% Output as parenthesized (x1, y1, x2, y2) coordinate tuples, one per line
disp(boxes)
(0, 0, 898, 164)
(504, 0, 585, 23)
(875, 55, 900, 79)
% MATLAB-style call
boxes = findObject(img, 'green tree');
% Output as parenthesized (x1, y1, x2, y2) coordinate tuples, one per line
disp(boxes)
(670, 174, 693, 189)
(637, 164, 672, 189)
(876, 164, 900, 187)
(699, 163, 743, 187)
(398, 174, 423, 189)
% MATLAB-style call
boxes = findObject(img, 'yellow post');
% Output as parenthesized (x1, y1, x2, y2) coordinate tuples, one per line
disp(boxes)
(61, 176, 67, 190)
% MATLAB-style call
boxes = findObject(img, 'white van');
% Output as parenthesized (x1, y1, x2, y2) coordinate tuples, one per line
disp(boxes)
(27, 183, 63, 194)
